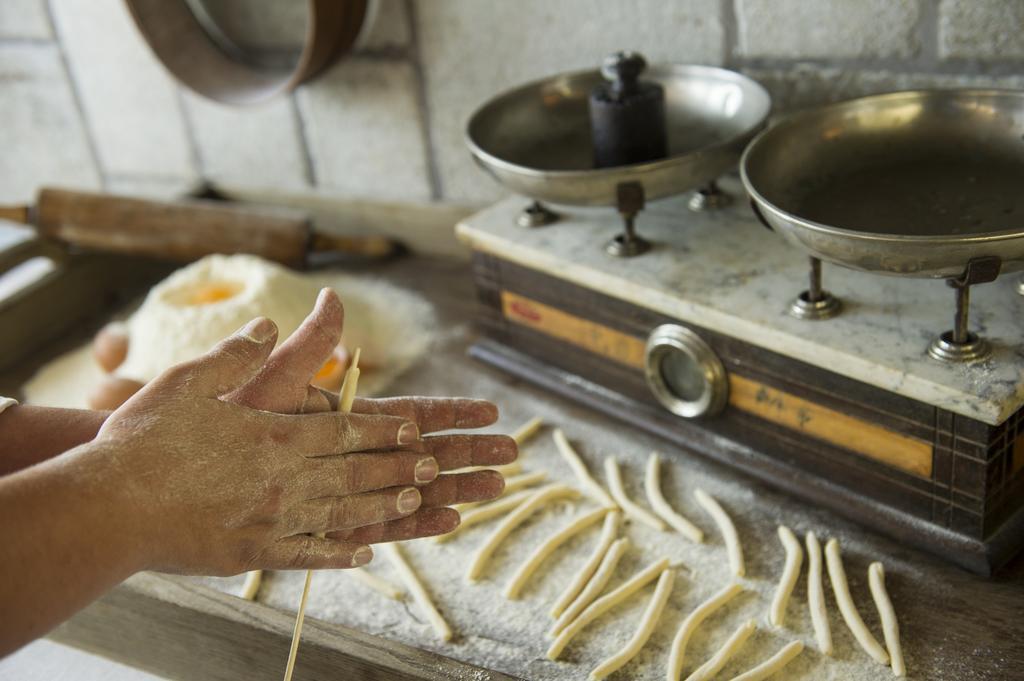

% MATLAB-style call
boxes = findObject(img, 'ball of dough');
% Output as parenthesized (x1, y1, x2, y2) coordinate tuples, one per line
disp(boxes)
(88, 377, 145, 411)
(93, 322, 129, 373)
(118, 255, 320, 383)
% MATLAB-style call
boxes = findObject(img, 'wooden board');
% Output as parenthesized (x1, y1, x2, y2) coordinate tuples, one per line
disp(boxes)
(50, 573, 518, 681)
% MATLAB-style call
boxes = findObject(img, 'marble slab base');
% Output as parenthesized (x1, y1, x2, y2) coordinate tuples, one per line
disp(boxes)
(457, 177, 1024, 426)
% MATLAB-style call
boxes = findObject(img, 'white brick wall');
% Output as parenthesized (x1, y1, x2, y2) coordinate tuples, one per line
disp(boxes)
(939, 0, 1024, 59)
(0, 0, 52, 39)
(296, 58, 431, 201)
(0, 0, 1023, 206)
(0, 44, 99, 202)
(736, 0, 922, 59)
(49, 0, 196, 180)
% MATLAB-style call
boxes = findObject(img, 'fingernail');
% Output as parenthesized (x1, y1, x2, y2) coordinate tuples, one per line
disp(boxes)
(351, 546, 373, 567)
(397, 487, 421, 513)
(239, 317, 275, 343)
(414, 456, 439, 484)
(398, 422, 420, 445)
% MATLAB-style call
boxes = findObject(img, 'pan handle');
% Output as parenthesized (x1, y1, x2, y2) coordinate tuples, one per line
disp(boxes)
(749, 199, 774, 231)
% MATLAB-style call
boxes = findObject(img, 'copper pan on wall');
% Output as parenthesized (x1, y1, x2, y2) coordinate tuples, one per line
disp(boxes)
(125, 0, 368, 105)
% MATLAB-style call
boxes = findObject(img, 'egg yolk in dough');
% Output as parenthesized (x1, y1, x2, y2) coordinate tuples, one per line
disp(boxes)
(187, 282, 243, 305)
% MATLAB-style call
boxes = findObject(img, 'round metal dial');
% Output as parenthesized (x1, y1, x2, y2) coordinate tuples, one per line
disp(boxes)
(644, 324, 728, 418)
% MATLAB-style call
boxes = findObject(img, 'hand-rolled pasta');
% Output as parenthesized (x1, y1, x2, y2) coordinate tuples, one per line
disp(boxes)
(453, 470, 548, 513)
(805, 531, 832, 655)
(604, 457, 666, 530)
(382, 543, 452, 641)
(589, 569, 675, 680)
(466, 484, 580, 582)
(350, 567, 403, 600)
(552, 429, 617, 508)
(511, 415, 544, 446)
(728, 640, 804, 681)
(549, 511, 621, 619)
(549, 536, 628, 637)
(504, 507, 609, 599)
(239, 570, 262, 600)
(666, 582, 744, 681)
(694, 489, 745, 577)
(645, 454, 704, 543)
(685, 619, 756, 681)
(435, 489, 536, 543)
(769, 525, 803, 627)
(868, 562, 905, 677)
(547, 557, 670, 660)
(825, 539, 889, 665)
(452, 460, 523, 476)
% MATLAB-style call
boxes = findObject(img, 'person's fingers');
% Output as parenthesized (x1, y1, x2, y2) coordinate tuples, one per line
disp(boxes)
(156, 318, 278, 397)
(412, 434, 517, 470)
(232, 289, 344, 413)
(350, 397, 498, 433)
(418, 471, 505, 508)
(253, 535, 372, 570)
(272, 411, 419, 455)
(301, 384, 333, 413)
(272, 288, 344, 380)
(285, 486, 423, 535)
(300, 452, 439, 498)
(327, 508, 460, 544)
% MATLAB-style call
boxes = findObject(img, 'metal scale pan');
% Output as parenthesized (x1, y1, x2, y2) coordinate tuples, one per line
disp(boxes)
(466, 60, 771, 255)
(741, 89, 1024, 362)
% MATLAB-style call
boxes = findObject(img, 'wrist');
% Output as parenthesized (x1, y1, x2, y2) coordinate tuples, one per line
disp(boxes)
(54, 440, 153, 577)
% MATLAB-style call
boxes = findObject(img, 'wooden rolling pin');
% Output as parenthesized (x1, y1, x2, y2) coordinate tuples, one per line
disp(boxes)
(0, 187, 400, 268)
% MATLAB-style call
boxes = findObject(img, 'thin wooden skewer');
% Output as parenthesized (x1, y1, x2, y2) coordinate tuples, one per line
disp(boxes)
(282, 349, 361, 681)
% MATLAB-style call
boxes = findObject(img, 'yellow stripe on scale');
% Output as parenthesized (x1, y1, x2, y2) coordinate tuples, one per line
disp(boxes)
(500, 290, 933, 479)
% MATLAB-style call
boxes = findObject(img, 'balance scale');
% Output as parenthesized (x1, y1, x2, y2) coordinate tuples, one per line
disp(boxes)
(457, 54, 1024, 575)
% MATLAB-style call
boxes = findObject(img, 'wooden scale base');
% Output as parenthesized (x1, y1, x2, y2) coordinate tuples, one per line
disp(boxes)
(458, 186, 1024, 575)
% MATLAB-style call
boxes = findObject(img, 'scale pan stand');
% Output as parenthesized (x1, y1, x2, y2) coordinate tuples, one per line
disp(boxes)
(465, 56, 771, 255)
(743, 89, 1024, 359)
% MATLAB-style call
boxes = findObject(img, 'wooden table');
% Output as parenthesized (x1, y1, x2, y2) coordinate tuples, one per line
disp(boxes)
(8, 256, 1023, 680)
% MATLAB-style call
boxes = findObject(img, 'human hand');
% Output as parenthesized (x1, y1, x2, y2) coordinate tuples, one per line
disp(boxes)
(86, 317, 512, 576)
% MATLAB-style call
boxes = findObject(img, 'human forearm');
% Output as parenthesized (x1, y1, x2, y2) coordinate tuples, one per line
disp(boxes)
(0, 406, 108, 476)
(0, 440, 140, 656)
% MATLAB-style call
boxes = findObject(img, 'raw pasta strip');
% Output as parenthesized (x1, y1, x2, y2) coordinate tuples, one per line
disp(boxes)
(589, 569, 676, 680)
(454, 470, 547, 513)
(604, 456, 666, 530)
(283, 348, 361, 681)
(552, 428, 617, 508)
(511, 415, 544, 446)
(239, 570, 262, 600)
(805, 531, 832, 655)
(453, 460, 523, 476)
(383, 543, 452, 641)
(350, 567, 403, 600)
(685, 619, 757, 681)
(666, 582, 744, 681)
(549, 537, 629, 638)
(435, 489, 536, 543)
(868, 562, 906, 677)
(825, 539, 889, 665)
(504, 507, 609, 599)
(728, 640, 804, 681)
(549, 511, 621, 619)
(466, 484, 581, 582)
(645, 454, 704, 542)
(547, 557, 670, 660)
(769, 525, 803, 627)
(694, 488, 745, 577)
